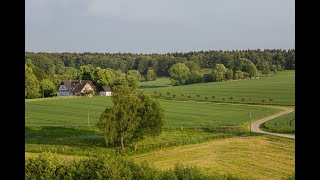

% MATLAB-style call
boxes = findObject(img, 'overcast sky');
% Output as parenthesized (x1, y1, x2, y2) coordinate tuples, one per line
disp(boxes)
(26, 0, 295, 53)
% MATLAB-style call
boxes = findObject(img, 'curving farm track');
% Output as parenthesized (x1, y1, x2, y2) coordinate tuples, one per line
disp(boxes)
(250, 106, 295, 139)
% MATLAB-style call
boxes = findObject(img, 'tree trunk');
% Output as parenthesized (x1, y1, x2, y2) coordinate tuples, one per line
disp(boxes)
(120, 136, 124, 151)
(134, 143, 138, 151)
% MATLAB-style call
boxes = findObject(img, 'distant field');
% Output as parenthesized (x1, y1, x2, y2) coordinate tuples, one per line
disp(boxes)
(260, 111, 295, 134)
(139, 71, 295, 106)
(26, 97, 280, 129)
(134, 136, 295, 180)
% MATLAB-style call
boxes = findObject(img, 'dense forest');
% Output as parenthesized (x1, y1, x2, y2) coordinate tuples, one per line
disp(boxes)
(25, 49, 295, 99)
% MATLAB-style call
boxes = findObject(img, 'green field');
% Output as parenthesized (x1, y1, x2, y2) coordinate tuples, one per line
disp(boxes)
(25, 70, 295, 179)
(260, 111, 295, 134)
(135, 136, 295, 180)
(26, 97, 280, 129)
(140, 71, 295, 106)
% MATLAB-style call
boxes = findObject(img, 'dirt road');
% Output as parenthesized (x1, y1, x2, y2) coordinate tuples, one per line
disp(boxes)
(250, 106, 295, 139)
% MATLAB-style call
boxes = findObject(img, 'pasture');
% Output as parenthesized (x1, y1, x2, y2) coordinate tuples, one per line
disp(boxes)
(25, 97, 280, 129)
(134, 135, 295, 180)
(25, 70, 295, 179)
(140, 71, 295, 106)
(260, 111, 295, 134)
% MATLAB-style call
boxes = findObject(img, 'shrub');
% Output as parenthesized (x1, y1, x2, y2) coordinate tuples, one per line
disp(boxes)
(181, 93, 184, 97)
(229, 96, 234, 102)
(222, 97, 227, 102)
(172, 94, 177, 99)
(205, 97, 209, 101)
(26, 153, 241, 180)
(269, 97, 274, 102)
(197, 94, 200, 98)
(154, 91, 157, 95)
(262, 98, 267, 104)
(167, 92, 170, 96)
(187, 95, 192, 100)
(159, 93, 163, 97)
(212, 96, 215, 100)
(241, 97, 247, 102)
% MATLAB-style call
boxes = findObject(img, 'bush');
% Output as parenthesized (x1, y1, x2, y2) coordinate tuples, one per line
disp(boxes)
(26, 153, 244, 180)
(181, 93, 184, 97)
(172, 94, 177, 99)
(212, 96, 215, 100)
(241, 97, 247, 102)
(187, 95, 192, 100)
(205, 97, 209, 101)
(197, 94, 200, 98)
(222, 97, 227, 102)
(234, 71, 244, 80)
(243, 72, 250, 79)
(262, 98, 267, 104)
(167, 92, 170, 96)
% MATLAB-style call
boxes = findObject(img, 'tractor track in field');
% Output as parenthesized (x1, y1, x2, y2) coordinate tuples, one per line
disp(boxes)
(250, 106, 295, 139)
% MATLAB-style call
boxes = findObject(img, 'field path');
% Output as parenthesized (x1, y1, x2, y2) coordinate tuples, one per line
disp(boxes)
(250, 106, 295, 139)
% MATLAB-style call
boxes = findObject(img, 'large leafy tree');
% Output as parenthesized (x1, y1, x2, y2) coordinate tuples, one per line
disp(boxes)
(271, 64, 278, 74)
(261, 61, 271, 77)
(186, 70, 203, 84)
(234, 70, 244, 80)
(40, 79, 57, 97)
(93, 67, 113, 86)
(25, 65, 41, 99)
(212, 64, 227, 82)
(168, 63, 190, 85)
(77, 64, 95, 80)
(127, 70, 142, 81)
(145, 69, 157, 81)
(239, 58, 258, 78)
(184, 61, 200, 71)
(126, 75, 140, 90)
(97, 87, 142, 151)
(225, 68, 234, 80)
(131, 91, 164, 151)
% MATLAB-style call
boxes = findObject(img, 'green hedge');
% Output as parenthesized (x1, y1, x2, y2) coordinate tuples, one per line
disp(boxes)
(26, 153, 245, 180)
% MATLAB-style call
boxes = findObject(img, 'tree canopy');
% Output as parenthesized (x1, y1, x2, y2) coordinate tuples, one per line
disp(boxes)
(25, 65, 41, 99)
(168, 63, 190, 86)
(96, 87, 164, 151)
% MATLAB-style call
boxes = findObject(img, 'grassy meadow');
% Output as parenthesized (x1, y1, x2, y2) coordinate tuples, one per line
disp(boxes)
(140, 71, 295, 106)
(134, 136, 295, 180)
(260, 111, 295, 134)
(26, 97, 280, 129)
(25, 70, 295, 179)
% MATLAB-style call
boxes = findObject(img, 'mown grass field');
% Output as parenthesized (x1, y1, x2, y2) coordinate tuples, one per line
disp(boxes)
(26, 97, 280, 129)
(134, 135, 295, 180)
(140, 71, 295, 106)
(260, 111, 295, 134)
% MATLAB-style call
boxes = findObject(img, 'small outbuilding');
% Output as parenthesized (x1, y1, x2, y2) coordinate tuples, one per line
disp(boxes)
(99, 86, 112, 96)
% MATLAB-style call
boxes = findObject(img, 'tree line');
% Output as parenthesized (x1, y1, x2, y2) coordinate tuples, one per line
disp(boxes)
(25, 49, 294, 77)
(25, 49, 294, 98)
